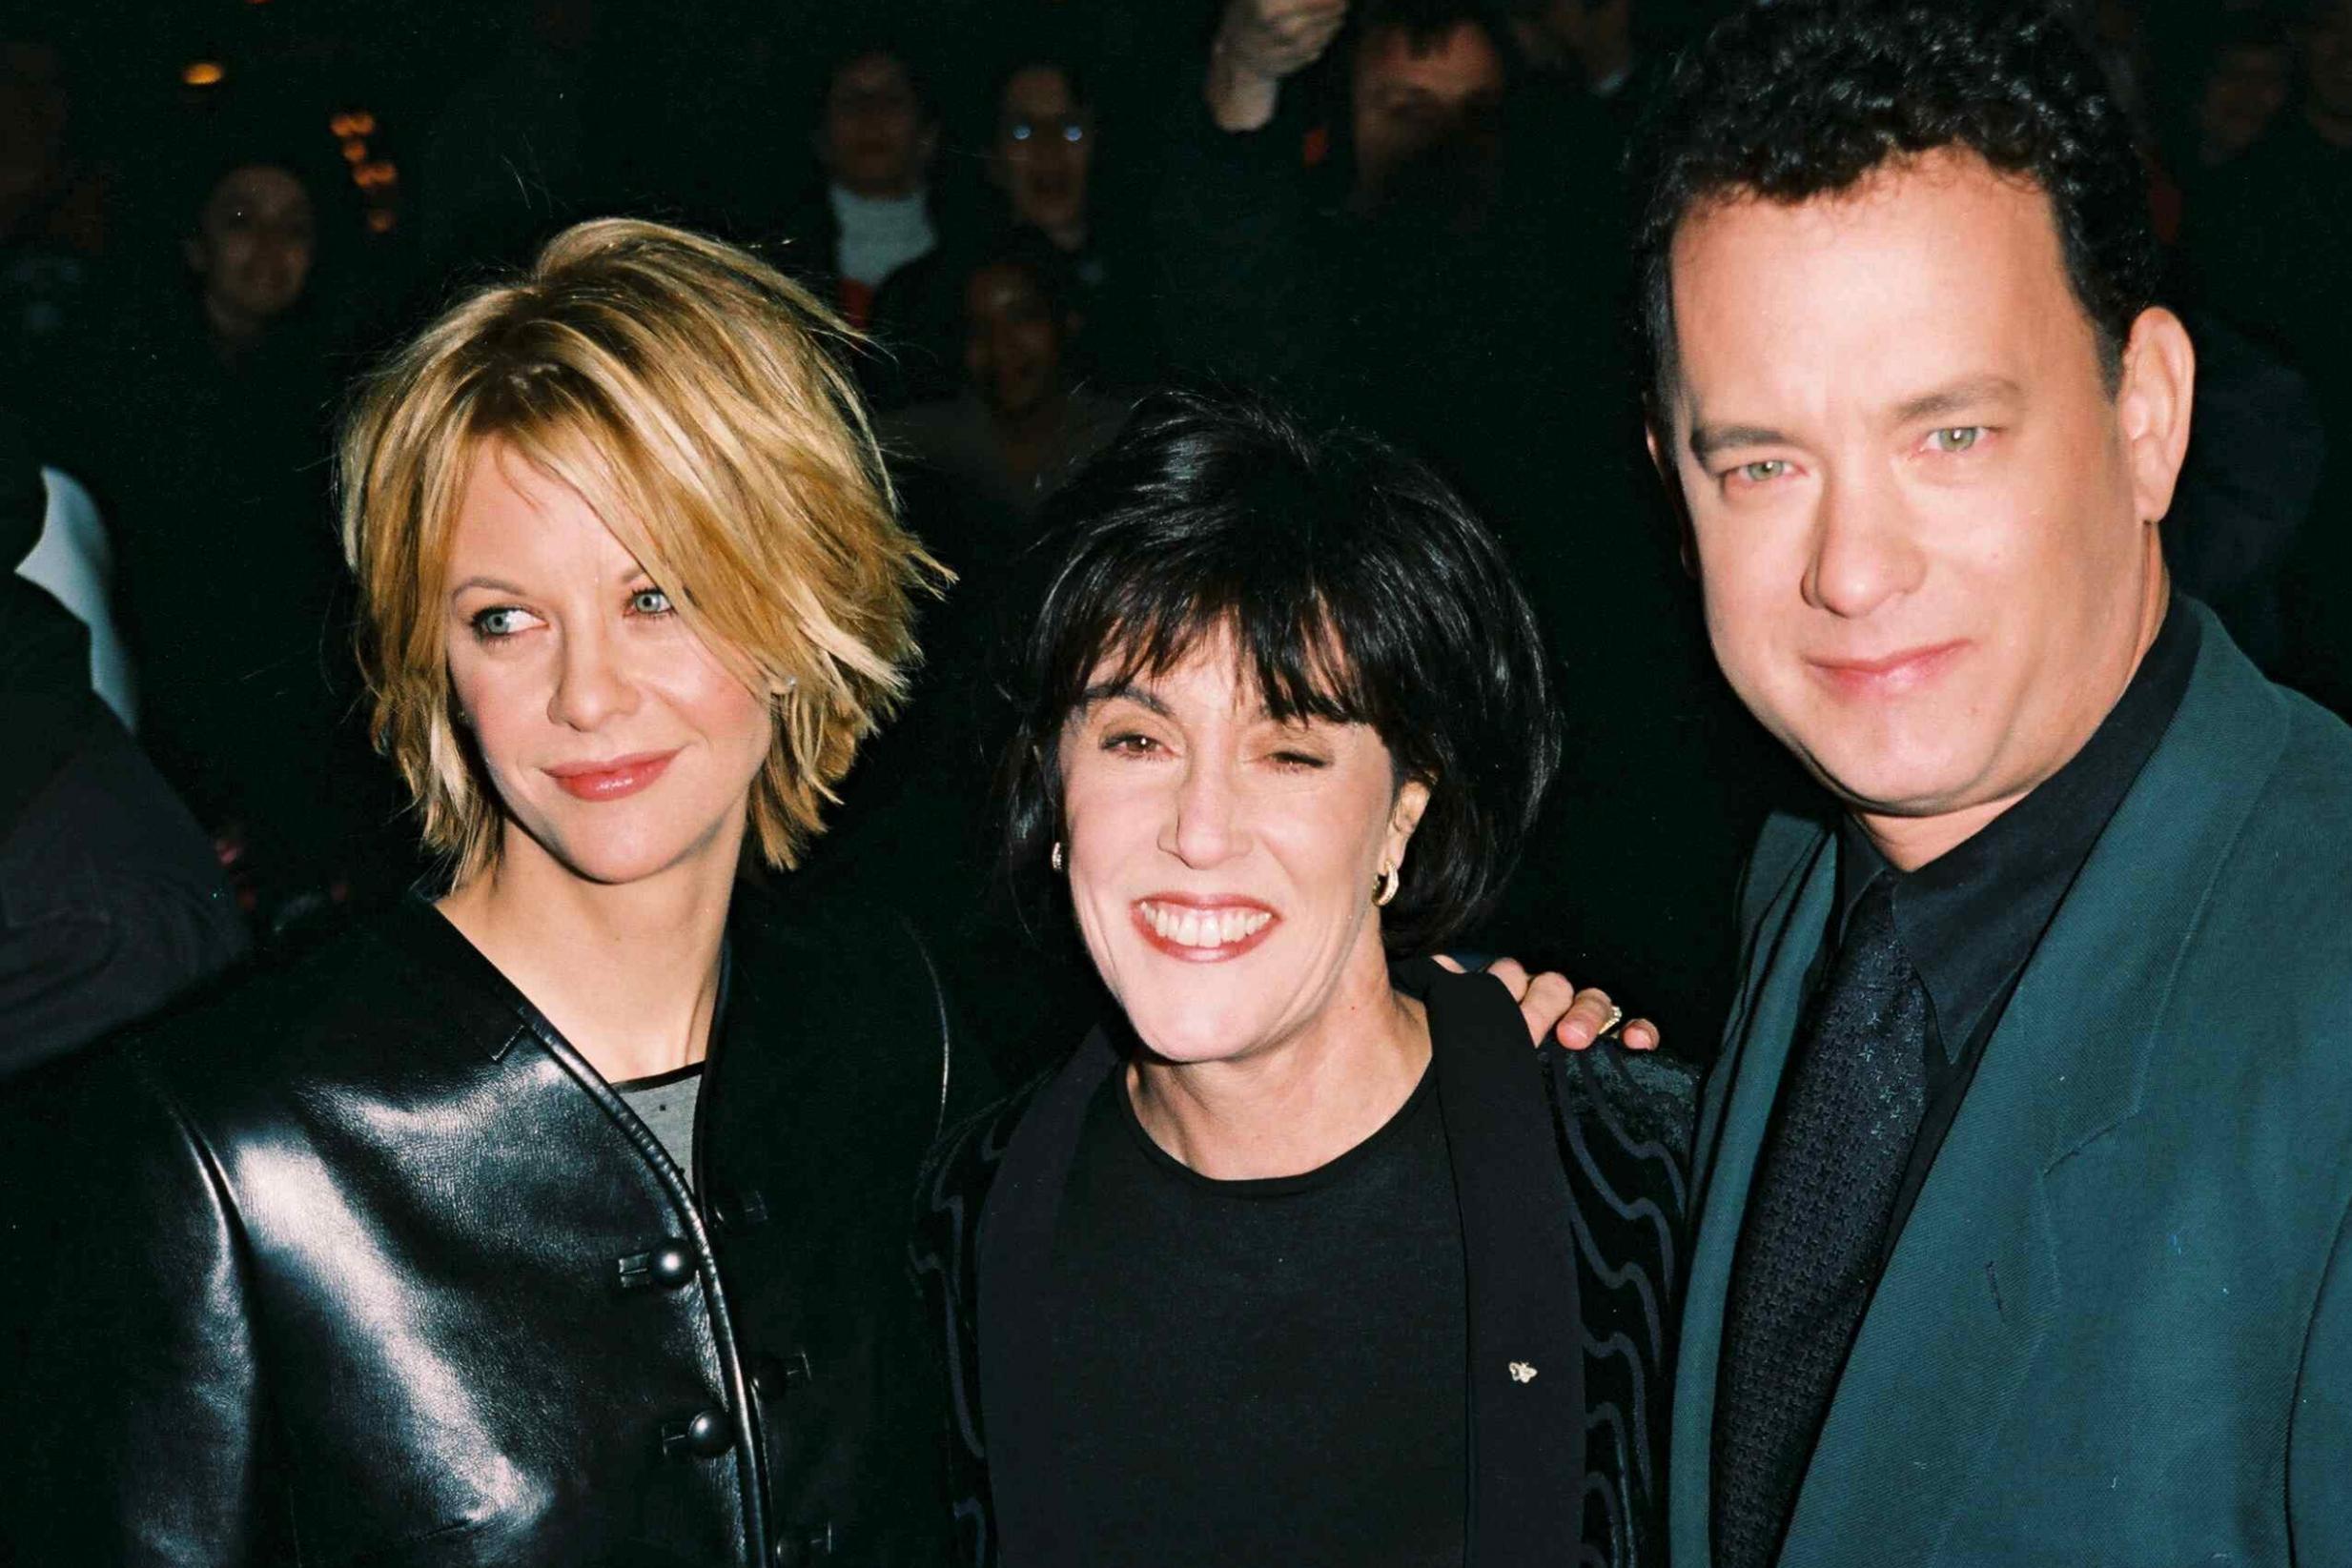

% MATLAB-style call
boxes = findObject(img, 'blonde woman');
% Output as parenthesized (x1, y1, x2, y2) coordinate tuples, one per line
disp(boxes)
(8, 220, 979, 1566)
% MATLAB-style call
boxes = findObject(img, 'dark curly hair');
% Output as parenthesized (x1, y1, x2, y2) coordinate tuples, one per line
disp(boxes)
(999, 388, 1561, 961)
(1630, 0, 2160, 401)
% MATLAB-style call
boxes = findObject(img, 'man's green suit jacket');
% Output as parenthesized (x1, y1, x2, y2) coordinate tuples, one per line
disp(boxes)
(1674, 604, 2352, 1565)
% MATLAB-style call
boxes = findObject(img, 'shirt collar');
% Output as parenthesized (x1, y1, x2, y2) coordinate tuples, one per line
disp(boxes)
(828, 181, 930, 223)
(1833, 594, 2201, 1057)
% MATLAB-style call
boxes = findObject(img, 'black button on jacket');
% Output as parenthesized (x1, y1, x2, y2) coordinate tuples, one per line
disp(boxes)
(2, 882, 983, 1566)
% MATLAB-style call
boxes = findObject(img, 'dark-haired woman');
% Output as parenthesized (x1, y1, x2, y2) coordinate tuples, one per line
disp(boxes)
(915, 390, 1696, 1568)
(69, 136, 385, 932)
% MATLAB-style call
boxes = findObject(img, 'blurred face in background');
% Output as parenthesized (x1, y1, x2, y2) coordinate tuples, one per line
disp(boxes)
(2200, 42, 2291, 158)
(820, 51, 934, 198)
(992, 64, 1092, 246)
(964, 260, 1068, 419)
(1349, 20, 1507, 218)
(1057, 636, 1426, 1067)
(2306, 2, 2352, 135)
(186, 164, 314, 341)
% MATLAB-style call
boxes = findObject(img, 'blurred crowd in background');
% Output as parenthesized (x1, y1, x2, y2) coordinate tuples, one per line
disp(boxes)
(3, 0, 2348, 1081)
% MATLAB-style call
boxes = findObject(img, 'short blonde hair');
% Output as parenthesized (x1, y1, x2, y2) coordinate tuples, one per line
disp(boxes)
(338, 217, 941, 880)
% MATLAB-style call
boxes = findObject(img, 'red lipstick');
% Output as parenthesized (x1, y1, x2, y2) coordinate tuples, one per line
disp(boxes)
(545, 749, 680, 802)
(1132, 895, 1279, 964)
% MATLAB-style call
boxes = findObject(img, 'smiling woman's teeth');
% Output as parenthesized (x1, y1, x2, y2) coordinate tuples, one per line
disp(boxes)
(1141, 902, 1273, 948)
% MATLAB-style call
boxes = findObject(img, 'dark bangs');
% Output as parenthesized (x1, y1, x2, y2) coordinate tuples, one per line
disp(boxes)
(1002, 388, 1560, 958)
(1032, 519, 1404, 757)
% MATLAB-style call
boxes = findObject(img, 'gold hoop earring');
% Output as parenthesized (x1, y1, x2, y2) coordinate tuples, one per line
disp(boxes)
(1375, 865, 1400, 906)
(1051, 841, 1065, 873)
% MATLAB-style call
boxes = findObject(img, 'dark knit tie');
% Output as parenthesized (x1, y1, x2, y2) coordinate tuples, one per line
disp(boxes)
(1712, 872, 1931, 1568)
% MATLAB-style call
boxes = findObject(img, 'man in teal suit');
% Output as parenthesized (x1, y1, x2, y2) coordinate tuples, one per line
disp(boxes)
(1634, 2, 2352, 1563)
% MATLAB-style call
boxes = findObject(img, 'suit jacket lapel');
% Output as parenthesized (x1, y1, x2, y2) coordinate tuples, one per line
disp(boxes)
(1779, 607, 2291, 1564)
(1693, 821, 1834, 1200)
(1424, 967, 1587, 1568)
(1668, 826, 1837, 1566)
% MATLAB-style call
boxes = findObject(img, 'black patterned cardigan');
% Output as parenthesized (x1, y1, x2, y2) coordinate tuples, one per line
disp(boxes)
(910, 961, 1696, 1568)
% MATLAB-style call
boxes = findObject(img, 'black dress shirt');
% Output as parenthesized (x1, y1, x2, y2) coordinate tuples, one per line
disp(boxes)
(1825, 595, 2200, 1258)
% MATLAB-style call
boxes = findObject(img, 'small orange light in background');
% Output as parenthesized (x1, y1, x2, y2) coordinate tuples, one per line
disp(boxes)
(340, 139, 367, 163)
(355, 161, 399, 190)
(182, 61, 226, 87)
(366, 209, 397, 234)
(330, 112, 377, 137)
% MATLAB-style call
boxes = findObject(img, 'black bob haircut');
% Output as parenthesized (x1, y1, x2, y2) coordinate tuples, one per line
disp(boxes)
(1000, 388, 1562, 961)
(1629, 0, 2161, 404)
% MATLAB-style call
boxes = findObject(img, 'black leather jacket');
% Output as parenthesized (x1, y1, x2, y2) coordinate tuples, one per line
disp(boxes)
(3, 882, 986, 1567)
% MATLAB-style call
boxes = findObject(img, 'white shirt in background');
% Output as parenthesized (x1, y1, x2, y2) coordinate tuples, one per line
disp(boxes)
(828, 183, 936, 288)
(16, 466, 137, 730)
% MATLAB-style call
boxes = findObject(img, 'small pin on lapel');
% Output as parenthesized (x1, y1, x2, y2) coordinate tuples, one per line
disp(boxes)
(1508, 1361, 1538, 1384)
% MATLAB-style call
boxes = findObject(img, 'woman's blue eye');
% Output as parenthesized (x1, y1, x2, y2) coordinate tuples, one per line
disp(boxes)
(630, 588, 674, 617)
(1931, 426, 1987, 453)
(471, 606, 527, 639)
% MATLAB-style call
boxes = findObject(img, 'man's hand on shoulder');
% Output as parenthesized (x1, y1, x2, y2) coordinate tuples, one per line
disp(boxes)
(1436, 954, 1662, 1053)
